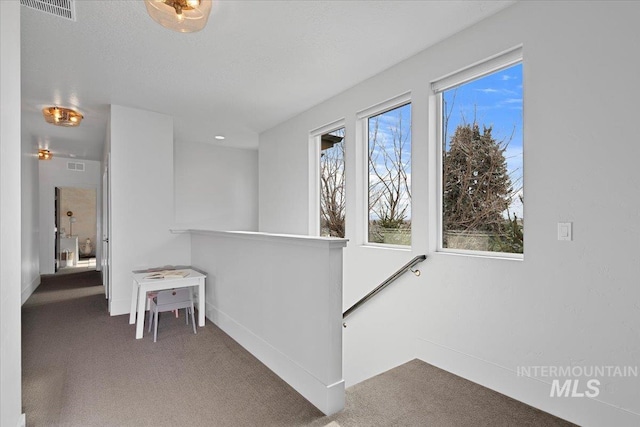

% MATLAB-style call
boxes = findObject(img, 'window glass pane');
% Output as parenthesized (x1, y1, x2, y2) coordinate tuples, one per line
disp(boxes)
(368, 103, 412, 246)
(320, 128, 345, 238)
(442, 63, 523, 254)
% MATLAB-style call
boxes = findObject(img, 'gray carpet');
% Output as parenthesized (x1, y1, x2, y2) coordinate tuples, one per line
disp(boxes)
(22, 271, 575, 426)
(309, 359, 576, 427)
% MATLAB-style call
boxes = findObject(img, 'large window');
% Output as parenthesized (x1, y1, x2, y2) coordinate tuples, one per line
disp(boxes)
(436, 51, 523, 256)
(367, 102, 412, 246)
(320, 128, 345, 238)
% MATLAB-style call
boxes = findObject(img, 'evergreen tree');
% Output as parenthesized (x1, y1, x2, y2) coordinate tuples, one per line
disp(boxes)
(443, 123, 521, 252)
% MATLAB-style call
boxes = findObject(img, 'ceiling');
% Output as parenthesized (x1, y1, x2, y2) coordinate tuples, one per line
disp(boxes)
(21, 0, 515, 161)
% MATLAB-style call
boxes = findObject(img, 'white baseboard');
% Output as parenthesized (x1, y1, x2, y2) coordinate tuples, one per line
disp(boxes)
(18, 413, 25, 427)
(109, 298, 131, 316)
(415, 338, 640, 427)
(205, 301, 345, 416)
(21, 275, 41, 305)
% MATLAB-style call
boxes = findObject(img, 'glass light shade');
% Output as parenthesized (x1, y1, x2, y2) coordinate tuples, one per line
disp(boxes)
(145, 0, 212, 33)
(38, 149, 53, 160)
(42, 107, 83, 127)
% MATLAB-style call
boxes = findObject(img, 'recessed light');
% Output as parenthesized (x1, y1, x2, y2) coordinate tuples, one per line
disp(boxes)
(214, 135, 225, 140)
(70, 154, 77, 158)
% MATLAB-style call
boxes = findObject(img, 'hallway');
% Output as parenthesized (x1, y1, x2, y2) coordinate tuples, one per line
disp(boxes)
(22, 272, 574, 426)
(21, 271, 324, 426)
(55, 257, 97, 275)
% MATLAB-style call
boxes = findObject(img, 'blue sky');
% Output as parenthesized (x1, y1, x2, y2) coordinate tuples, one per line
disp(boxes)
(443, 63, 523, 218)
(368, 103, 412, 221)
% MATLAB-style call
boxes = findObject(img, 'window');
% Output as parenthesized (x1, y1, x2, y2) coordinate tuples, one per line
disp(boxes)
(320, 128, 345, 238)
(367, 102, 412, 246)
(435, 48, 523, 256)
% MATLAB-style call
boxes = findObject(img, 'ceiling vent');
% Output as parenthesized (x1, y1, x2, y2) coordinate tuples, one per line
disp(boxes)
(20, 0, 76, 21)
(67, 161, 85, 172)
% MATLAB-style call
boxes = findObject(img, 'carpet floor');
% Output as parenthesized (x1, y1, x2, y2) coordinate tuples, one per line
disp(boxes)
(22, 271, 575, 426)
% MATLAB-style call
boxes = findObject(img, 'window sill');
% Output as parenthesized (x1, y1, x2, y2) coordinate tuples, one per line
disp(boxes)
(436, 248, 523, 261)
(362, 242, 412, 251)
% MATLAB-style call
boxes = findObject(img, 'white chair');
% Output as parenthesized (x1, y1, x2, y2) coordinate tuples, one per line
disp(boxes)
(147, 288, 196, 342)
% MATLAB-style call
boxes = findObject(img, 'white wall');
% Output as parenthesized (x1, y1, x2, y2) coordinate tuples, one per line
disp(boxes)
(259, 2, 640, 425)
(1, 1, 23, 425)
(174, 140, 258, 231)
(108, 105, 190, 315)
(22, 129, 40, 305)
(38, 157, 102, 276)
(187, 229, 347, 415)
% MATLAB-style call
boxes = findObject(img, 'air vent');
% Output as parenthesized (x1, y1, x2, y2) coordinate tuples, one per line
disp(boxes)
(67, 161, 85, 172)
(20, 0, 76, 21)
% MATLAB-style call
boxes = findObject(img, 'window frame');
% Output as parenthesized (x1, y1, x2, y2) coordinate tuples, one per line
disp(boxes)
(357, 92, 413, 248)
(432, 46, 524, 259)
(309, 119, 346, 237)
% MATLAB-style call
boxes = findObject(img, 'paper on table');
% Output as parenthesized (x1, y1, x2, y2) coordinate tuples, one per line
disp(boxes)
(164, 271, 189, 278)
(145, 270, 189, 279)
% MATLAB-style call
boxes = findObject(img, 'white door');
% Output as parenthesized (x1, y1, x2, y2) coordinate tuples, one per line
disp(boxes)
(101, 161, 111, 302)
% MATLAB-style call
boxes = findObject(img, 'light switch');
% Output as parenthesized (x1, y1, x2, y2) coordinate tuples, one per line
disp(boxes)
(558, 222, 572, 241)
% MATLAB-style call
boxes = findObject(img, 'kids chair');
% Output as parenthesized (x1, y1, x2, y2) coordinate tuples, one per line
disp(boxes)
(148, 288, 196, 342)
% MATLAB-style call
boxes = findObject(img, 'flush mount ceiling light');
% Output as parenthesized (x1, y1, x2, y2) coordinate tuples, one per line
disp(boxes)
(42, 106, 83, 127)
(145, 0, 212, 33)
(38, 149, 53, 160)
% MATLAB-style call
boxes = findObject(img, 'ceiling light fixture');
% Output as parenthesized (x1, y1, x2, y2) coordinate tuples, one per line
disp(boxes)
(38, 149, 53, 160)
(214, 135, 225, 140)
(42, 106, 83, 127)
(145, 0, 212, 33)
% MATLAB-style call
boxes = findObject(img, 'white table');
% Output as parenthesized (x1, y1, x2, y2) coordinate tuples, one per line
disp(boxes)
(129, 268, 206, 339)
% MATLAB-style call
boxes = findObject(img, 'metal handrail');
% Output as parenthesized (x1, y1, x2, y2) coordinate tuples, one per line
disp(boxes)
(343, 254, 426, 325)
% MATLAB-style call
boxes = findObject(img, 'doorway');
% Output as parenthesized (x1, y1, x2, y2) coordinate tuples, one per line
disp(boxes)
(55, 186, 98, 274)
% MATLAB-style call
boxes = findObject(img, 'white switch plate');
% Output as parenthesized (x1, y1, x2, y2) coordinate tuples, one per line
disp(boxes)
(558, 222, 572, 241)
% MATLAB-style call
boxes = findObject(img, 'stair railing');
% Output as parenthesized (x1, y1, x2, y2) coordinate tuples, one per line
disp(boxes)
(343, 254, 426, 327)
